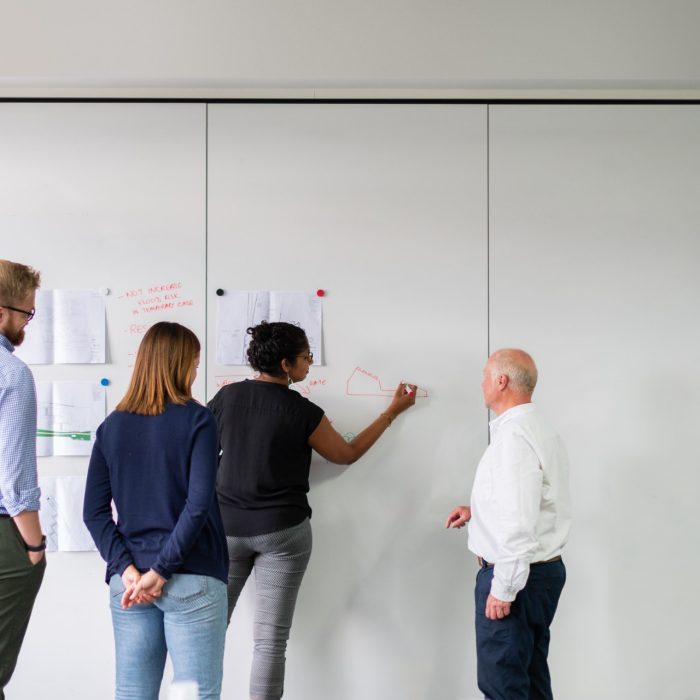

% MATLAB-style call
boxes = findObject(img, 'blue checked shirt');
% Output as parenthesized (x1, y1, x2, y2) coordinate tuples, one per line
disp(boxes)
(0, 333, 40, 515)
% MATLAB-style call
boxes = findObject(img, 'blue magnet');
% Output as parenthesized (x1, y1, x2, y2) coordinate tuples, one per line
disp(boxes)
(100, 378, 110, 386)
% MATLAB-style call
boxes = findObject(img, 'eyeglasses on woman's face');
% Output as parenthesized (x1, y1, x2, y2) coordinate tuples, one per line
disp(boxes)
(297, 351, 314, 364)
(1, 304, 35, 322)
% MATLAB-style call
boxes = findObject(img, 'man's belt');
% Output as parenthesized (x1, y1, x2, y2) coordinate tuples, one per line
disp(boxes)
(477, 555, 562, 569)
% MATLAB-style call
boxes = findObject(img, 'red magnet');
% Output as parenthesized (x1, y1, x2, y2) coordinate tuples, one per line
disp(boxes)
(316, 289, 325, 297)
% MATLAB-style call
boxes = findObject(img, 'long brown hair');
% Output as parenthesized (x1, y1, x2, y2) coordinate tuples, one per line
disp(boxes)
(116, 322, 200, 416)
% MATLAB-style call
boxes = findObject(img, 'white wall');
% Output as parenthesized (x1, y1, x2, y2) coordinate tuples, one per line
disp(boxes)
(1, 102, 488, 700)
(488, 104, 700, 699)
(3, 101, 700, 700)
(1, 1, 700, 93)
(206, 103, 488, 700)
(0, 102, 208, 698)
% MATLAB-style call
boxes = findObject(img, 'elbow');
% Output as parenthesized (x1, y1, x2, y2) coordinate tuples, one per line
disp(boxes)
(326, 456, 355, 466)
(83, 504, 113, 529)
(344, 447, 361, 466)
(312, 439, 360, 466)
(325, 449, 357, 466)
(82, 513, 104, 531)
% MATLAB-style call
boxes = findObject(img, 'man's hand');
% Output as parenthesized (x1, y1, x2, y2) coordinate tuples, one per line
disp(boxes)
(13, 511, 44, 564)
(485, 594, 511, 620)
(445, 505, 472, 529)
(27, 550, 45, 565)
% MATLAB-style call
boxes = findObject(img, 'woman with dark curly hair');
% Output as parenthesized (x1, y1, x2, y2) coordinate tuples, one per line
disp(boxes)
(208, 321, 417, 700)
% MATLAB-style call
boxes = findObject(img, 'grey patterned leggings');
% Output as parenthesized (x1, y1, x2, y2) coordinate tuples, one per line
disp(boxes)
(226, 519, 312, 700)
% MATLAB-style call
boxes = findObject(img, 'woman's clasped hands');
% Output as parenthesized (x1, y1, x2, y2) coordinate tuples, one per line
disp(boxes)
(120, 564, 167, 609)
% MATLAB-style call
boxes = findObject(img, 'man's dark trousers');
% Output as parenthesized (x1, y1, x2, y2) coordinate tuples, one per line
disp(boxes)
(475, 559, 566, 700)
(0, 516, 46, 700)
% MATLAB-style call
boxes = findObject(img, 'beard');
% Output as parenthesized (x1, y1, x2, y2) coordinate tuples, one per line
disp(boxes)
(6, 327, 25, 346)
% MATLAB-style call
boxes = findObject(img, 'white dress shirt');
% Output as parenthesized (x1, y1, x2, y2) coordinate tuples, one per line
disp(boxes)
(468, 403, 571, 602)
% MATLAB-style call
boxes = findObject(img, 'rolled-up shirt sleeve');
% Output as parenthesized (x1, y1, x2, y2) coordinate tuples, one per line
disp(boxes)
(0, 361, 41, 516)
(490, 430, 543, 602)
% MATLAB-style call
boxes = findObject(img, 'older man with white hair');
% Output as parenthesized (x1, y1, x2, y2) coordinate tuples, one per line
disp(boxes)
(446, 349, 571, 700)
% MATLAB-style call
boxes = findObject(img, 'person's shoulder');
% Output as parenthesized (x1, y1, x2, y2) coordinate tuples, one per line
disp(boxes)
(102, 408, 120, 422)
(292, 392, 324, 415)
(0, 348, 33, 388)
(183, 399, 218, 426)
(521, 405, 556, 429)
(511, 406, 561, 443)
(94, 409, 129, 444)
(495, 405, 537, 441)
(294, 392, 320, 408)
(101, 409, 135, 429)
(502, 404, 538, 425)
(215, 380, 249, 400)
(168, 399, 208, 415)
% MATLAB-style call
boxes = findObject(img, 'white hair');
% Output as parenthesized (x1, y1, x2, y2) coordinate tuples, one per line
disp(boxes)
(489, 349, 538, 394)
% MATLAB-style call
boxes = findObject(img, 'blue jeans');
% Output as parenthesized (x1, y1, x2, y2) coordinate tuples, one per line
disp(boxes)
(475, 560, 566, 700)
(109, 573, 227, 700)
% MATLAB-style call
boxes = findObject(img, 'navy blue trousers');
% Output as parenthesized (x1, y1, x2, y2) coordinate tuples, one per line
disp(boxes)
(475, 560, 566, 700)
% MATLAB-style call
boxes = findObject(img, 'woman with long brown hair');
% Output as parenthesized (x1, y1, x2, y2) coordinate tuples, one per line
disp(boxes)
(83, 322, 228, 700)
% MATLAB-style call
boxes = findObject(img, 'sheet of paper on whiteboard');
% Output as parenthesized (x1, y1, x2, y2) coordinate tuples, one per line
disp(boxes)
(216, 291, 322, 365)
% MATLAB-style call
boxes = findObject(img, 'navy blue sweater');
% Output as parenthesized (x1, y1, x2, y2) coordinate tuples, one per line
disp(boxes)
(83, 401, 228, 584)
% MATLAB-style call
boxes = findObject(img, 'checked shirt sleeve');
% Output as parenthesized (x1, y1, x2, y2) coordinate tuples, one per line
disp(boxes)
(0, 361, 40, 516)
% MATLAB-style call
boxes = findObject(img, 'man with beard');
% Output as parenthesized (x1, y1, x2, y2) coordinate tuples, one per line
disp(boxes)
(0, 259, 45, 700)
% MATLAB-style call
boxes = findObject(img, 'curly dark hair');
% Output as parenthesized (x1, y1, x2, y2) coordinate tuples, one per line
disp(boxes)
(246, 321, 309, 377)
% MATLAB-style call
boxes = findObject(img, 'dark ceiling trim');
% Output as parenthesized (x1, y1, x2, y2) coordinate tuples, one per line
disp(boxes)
(1, 97, 700, 105)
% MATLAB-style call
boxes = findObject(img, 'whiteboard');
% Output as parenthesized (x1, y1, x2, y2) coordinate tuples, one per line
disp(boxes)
(0, 102, 207, 697)
(10, 100, 693, 700)
(207, 104, 488, 700)
(489, 105, 700, 700)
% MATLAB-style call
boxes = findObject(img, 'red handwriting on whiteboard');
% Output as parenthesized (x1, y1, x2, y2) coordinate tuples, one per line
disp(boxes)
(117, 282, 194, 316)
(118, 288, 144, 299)
(148, 282, 182, 293)
(292, 377, 328, 396)
(346, 366, 428, 398)
(124, 324, 150, 335)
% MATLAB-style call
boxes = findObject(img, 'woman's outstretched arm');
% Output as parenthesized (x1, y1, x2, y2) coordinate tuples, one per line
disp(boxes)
(308, 382, 417, 465)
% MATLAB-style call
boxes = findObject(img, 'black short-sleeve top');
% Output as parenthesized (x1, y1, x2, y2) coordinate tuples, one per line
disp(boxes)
(208, 380, 325, 536)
